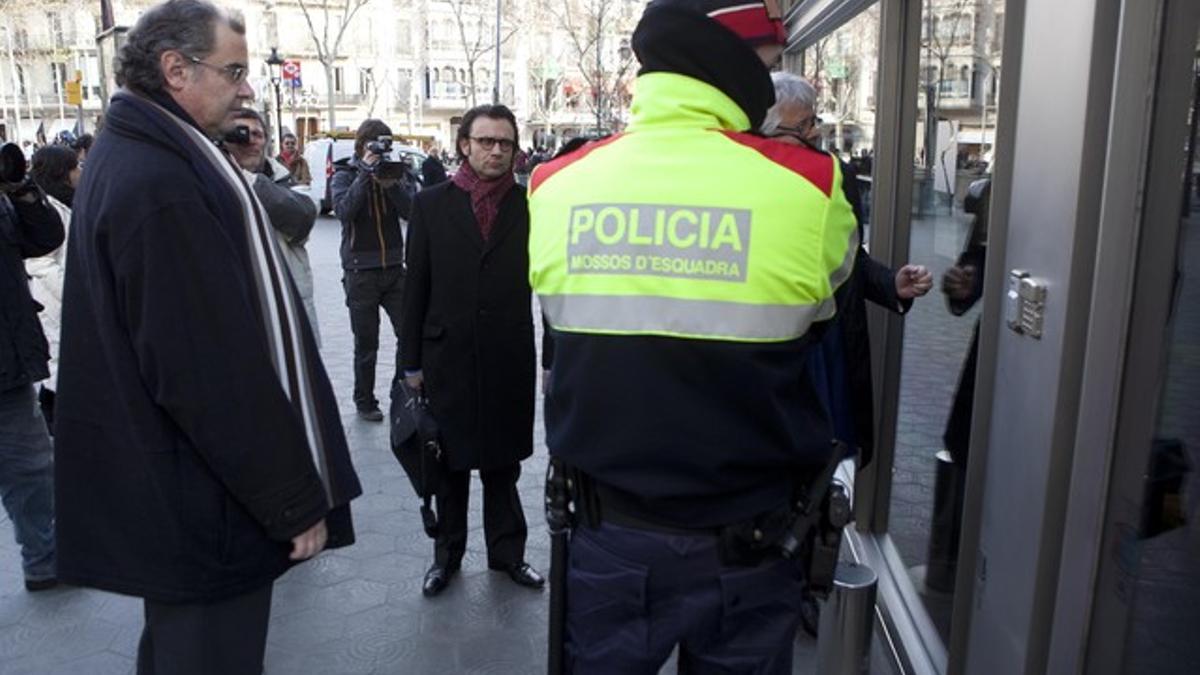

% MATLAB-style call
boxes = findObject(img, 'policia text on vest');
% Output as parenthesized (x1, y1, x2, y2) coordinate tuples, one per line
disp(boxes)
(567, 203, 751, 282)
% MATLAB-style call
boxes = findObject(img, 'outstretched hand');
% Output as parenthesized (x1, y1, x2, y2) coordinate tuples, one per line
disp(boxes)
(896, 264, 934, 300)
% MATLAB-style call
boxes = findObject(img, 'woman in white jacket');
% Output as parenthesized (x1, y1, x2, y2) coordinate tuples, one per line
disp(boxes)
(25, 144, 79, 430)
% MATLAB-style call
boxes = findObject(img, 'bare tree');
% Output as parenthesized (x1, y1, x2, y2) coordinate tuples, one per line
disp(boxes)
(925, 0, 974, 114)
(445, 0, 518, 108)
(295, 0, 373, 128)
(361, 66, 391, 118)
(525, 43, 567, 139)
(801, 37, 830, 98)
(549, 0, 636, 133)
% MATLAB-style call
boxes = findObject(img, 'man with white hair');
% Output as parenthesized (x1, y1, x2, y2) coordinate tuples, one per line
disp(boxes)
(763, 70, 934, 469)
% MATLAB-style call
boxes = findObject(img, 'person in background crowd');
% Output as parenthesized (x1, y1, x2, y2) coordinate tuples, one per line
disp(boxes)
(226, 109, 321, 344)
(54, 2, 361, 672)
(331, 118, 413, 421)
(73, 133, 94, 163)
(402, 104, 544, 597)
(528, 0, 859, 670)
(0, 142, 62, 594)
(25, 145, 80, 431)
(421, 151, 448, 187)
(761, 71, 933, 469)
(277, 131, 311, 185)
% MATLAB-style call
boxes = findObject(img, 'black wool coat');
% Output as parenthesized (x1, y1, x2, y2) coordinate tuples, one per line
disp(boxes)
(825, 161, 910, 468)
(55, 93, 360, 604)
(0, 194, 62, 392)
(401, 181, 536, 472)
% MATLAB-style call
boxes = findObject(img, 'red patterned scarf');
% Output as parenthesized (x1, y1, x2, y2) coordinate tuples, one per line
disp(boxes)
(451, 160, 515, 240)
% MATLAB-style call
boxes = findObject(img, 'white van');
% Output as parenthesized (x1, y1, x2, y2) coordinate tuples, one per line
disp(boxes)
(298, 137, 428, 214)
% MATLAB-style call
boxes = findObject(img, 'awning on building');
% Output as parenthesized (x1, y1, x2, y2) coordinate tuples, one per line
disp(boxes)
(955, 129, 996, 145)
(786, 0, 878, 52)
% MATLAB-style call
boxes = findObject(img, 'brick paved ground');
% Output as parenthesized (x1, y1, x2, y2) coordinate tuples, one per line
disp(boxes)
(0, 215, 905, 674)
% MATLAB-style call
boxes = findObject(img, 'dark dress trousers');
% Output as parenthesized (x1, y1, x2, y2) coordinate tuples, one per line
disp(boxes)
(401, 180, 536, 567)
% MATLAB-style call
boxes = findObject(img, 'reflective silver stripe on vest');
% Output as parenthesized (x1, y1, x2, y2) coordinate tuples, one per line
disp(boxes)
(540, 294, 838, 342)
(829, 223, 861, 292)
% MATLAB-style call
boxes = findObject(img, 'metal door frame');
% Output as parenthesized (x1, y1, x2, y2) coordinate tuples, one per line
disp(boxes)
(1044, 0, 1200, 671)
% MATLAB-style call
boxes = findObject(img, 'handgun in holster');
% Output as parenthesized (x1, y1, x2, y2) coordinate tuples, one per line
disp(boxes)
(778, 441, 854, 599)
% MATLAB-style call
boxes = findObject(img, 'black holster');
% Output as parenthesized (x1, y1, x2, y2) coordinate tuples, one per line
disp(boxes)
(777, 441, 854, 599)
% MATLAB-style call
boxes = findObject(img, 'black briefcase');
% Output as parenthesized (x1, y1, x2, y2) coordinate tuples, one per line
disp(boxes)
(389, 379, 444, 538)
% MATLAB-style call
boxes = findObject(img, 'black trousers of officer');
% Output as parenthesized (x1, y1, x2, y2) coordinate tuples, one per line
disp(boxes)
(565, 521, 806, 674)
(136, 582, 273, 675)
(435, 463, 528, 568)
(343, 266, 405, 411)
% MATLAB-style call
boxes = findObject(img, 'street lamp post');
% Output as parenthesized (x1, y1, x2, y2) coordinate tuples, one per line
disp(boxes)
(594, 13, 603, 133)
(493, 0, 502, 104)
(266, 47, 285, 155)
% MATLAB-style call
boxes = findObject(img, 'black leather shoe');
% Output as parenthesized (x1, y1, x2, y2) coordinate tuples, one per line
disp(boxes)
(489, 561, 545, 589)
(357, 406, 384, 422)
(422, 564, 456, 597)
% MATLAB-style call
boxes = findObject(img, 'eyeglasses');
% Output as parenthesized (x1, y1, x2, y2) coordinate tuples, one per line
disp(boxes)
(186, 55, 248, 85)
(470, 136, 516, 152)
(775, 117, 817, 135)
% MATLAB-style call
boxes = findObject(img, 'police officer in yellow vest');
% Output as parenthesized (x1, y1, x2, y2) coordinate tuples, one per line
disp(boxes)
(529, 0, 859, 672)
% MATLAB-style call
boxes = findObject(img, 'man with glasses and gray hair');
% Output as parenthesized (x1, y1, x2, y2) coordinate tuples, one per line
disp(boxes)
(54, 2, 361, 673)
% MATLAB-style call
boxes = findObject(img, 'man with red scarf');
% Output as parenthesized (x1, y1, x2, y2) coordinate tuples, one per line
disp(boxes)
(401, 104, 544, 597)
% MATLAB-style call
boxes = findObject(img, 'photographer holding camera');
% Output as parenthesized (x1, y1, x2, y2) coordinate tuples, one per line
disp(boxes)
(0, 142, 62, 592)
(331, 118, 414, 421)
(224, 108, 321, 344)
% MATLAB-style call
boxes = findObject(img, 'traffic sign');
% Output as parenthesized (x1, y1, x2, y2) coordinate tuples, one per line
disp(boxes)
(282, 59, 302, 88)
(66, 79, 82, 106)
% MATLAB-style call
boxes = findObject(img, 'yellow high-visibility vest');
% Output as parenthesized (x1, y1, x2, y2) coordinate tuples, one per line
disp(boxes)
(529, 72, 858, 343)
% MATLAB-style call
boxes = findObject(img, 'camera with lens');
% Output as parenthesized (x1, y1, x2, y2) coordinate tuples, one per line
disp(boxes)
(0, 143, 32, 194)
(365, 135, 407, 181)
(367, 135, 393, 157)
(222, 125, 252, 147)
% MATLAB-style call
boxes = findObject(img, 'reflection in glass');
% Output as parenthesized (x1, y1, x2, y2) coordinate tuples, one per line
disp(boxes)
(888, 0, 1006, 643)
(1120, 34, 1200, 675)
(801, 6, 881, 235)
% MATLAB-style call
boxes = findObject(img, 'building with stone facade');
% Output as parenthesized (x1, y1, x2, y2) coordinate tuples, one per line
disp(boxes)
(0, 0, 644, 152)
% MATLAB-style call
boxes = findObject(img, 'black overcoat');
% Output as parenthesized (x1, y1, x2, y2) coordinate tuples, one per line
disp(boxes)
(401, 181, 536, 472)
(54, 93, 360, 604)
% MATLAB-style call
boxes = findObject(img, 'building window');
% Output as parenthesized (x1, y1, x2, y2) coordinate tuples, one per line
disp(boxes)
(359, 68, 372, 95)
(397, 19, 411, 53)
(334, 66, 344, 93)
(47, 12, 65, 49)
(16, 65, 26, 97)
(51, 62, 67, 95)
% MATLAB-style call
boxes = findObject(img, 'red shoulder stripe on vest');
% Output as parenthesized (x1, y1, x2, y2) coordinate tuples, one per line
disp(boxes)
(719, 130, 834, 197)
(529, 133, 626, 195)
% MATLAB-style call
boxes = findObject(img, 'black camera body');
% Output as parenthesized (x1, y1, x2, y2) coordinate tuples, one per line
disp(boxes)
(366, 135, 393, 157)
(223, 125, 252, 147)
(364, 135, 409, 182)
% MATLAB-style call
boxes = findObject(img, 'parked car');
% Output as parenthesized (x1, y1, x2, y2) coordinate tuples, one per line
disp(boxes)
(299, 136, 428, 214)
